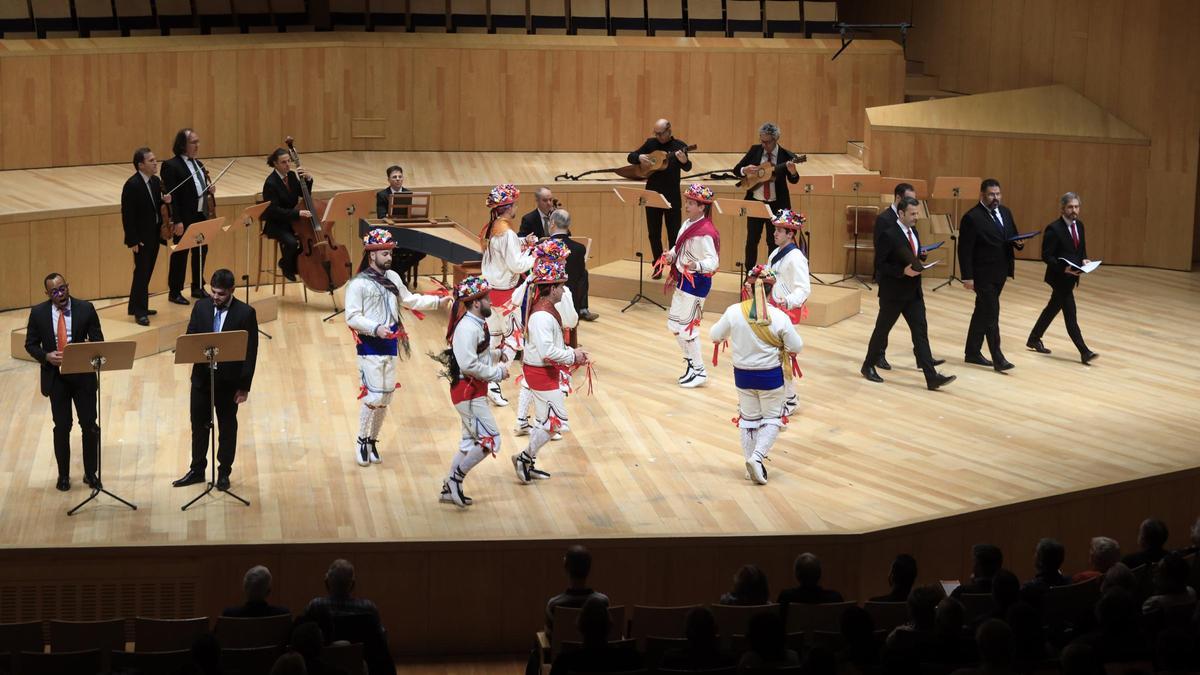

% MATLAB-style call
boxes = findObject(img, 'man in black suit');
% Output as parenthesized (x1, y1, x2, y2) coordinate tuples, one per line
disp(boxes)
(732, 122, 801, 269)
(24, 273, 104, 491)
(547, 209, 597, 321)
(959, 178, 1024, 372)
(1027, 192, 1099, 365)
(375, 164, 424, 282)
(261, 148, 313, 282)
(121, 147, 167, 325)
(160, 128, 213, 304)
(860, 197, 956, 390)
(519, 187, 556, 239)
(173, 269, 259, 491)
(627, 118, 693, 278)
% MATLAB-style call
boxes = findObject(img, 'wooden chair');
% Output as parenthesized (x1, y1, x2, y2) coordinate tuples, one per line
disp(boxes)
(609, 0, 647, 35)
(76, 0, 121, 36)
(764, 0, 801, 37)
(410, 0, 449, 31)
(646, 0, 683, 36)
(629, 604, 700, 646)
(490, 0, 527, 34)
(156, 0, 199, 34)
(197, 0, 238, 32)
(709, 603, 778, 639)
(30, 0, 76, 37)
(113, 0, 159, 34)
(842, 205, 877, 281)
(330, 0, 367, 29)
(686, 0, 723, 36)
(111, 648, 193, 673)
(235, 0, 277, 32)
(530, 0, 566, 33)
(17, 649, 102, 675)
(0, 0, 36, 38)
(133, 617, 210, 652)
(1042, 576, 1101, 628)
(48, 619, 125, 653)
(213, 614, 293, 649)
(568, 0, 606, 35)
(323, 641, 365, 675)
(862, 601, 909, 631)
(271, 0, 310, 30)
(801, 0, 835, 37)
(783, 600, 856, 633)
(221, 645, 285, 675)
(0, 621, 44, 656)
(548, 605, 626, 661)
(726, 0, 762, 36)
(450, 0, 488, 32)
(368, 0, 406, 30)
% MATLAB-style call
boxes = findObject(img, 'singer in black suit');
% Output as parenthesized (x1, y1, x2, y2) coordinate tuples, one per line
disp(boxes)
(261, 148, 313, 282)
(959, 178, 1024, 372)
(121, 147, 167, 324)
(1027, 192, 1098, 365)
(860, 198, 955, 391)
(547, 209, 596, 320)
(519, 187, 557, 239)
(627, 118, 692, 276)
(731, 122, 801, 269)
(375, 165, 425, 282)
(173, 269, 259, 491)
(25, 273, 105, 491)
(160, 128, 212, 303)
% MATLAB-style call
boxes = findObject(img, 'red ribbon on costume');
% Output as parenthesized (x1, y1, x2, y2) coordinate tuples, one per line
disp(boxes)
(409, 309, 426, 321)
(685, 315, 703, 335)
(730, 415, 741, 426)
(548, 413, 563, 434)
(569, 360, 597, 396)
(790, 353, 803, 379)
(480, 434, 497, 456)
(712, 339, 728, 366)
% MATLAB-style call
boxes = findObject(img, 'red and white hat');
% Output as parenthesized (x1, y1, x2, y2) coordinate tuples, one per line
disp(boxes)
(770, 209, 806, 231)
(486, 184, 520, 209)
(683, 183, 715, 205)
(363, 228, 396, 251)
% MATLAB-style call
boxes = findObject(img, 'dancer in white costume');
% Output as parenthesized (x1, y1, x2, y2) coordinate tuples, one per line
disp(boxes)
(344, 228, 450, 467)
(661, 183, 720, 388)
(514, 234, 578, 440)
(478, 183, 536, 406)
(764, 209, 811, 417)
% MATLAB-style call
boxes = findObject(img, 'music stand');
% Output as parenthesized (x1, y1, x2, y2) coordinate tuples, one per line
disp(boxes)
(318, 190, 378, 322)
(614, 187, 670, 312)
(171, 217, 228, 298)
(386, 191, 432, 221)
(832, 174, 882, 290)
(930, 176, 980, 291)
(240, 202, 273, 340)
(798, 175, 833, 285)
(715, 199, 772, 279)
(62, 340, 138, 516)
(175, 330, 251, 510)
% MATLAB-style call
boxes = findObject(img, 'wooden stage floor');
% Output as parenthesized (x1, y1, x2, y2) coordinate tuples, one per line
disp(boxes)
(1, 262, 1197, 550)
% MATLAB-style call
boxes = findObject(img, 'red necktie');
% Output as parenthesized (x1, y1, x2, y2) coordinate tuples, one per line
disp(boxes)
(1070, 222, 1079, 248)
(56, 309, 67, 352)
(762, 151, 773, 202)
(908, 228, 918, 257)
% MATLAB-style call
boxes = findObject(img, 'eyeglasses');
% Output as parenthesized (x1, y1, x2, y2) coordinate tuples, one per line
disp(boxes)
(49, 285, 69, 297)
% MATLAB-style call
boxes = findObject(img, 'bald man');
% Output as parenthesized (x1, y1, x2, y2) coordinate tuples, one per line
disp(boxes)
(519, 187, 556, 239)
(627, 119, 693, 278)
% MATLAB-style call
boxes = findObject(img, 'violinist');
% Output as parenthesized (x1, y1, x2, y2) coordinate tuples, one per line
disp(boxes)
(261, 148, 313, 282)
(121, 147, 168, 326)
(161, 128, 214, 304)
(732, 122, 801, 269)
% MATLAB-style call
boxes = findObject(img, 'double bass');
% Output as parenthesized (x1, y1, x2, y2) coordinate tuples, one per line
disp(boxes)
(284, 136, 352, 293)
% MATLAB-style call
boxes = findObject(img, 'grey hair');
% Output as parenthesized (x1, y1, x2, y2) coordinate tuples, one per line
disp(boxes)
(535, 186, 552, 199)
(1060, 192, 1080, 207)
(758, 122, 781, 140)
(243, 565, 272, 602)
(548, 209, 571, 231)
(1089, 536, 1120, 568)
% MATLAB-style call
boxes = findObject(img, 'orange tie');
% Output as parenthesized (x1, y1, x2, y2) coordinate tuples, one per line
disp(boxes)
(56, 309, 67, 352)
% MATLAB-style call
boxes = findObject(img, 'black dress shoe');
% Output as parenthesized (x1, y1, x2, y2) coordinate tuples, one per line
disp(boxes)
(56, 476, 70, 492)
(135, 315, 150, 326)
(1027, 339, 1051, 354)
(146, 309, 158, 316)
(926, 372, 957, 390)
(994, 359, 1015, 372)
(83, 474, 102, 489)
(172, 470, 206, 487)
(216, 475, 231, 491)
(876, 356, 892, 370)
(965, 353, 994, 367)
(860, 365, 884, 383)
(579, 310, 599, 322)
(169, 295, 190, 305)
(1081, 350, 1100, 365)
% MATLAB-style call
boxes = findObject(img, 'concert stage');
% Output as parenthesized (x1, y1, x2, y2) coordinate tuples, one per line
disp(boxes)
(1, 262, 1198, 654)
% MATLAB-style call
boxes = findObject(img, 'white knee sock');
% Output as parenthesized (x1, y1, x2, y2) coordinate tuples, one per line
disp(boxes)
(357, 404, 375, 440)
(685, 339, 705, 373)
(448, 448, 465, 480)
(527, 428, 551, 459)
(370, 405, 388, 440)
(740, 428, 757, 461)
(754, 425, 780, 461)
(459, 445, 489, 476)
(516, 382, 532, 425)
(675, 334, 691, 360)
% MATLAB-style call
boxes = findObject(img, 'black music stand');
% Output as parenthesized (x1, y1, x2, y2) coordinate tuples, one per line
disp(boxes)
(175, 330, 251, 510)
(621, 251, 665, 313)
(614, 187, 670, 313)
(63, 340, 139, 516)
(931, 177, 979, 291)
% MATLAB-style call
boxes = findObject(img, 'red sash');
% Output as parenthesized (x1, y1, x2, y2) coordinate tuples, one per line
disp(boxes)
(522, 364, 563, 391)
(768, 297, 807, 324)
(450, 377, 487, 404)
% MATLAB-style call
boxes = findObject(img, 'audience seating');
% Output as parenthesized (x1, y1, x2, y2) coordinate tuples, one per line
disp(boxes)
(783, 600, 855, 632)
(30, 0, 75, 37)
(235, 0, 278, 32)
(221, 645, 286, 675)
(197, 0, 239, 32)
(569, 0, 607, 35)
(133, 616, 210, 652)
(609, 0, 647, 35)
(629, 604, 701, 646)
(530, 0, 567, 33)
(111, 648, 193, 672)
(16, 648, 103, 675)
(491, 0, 528, 33)
(726, 0, 763, 37)
(549, 604, 626, 659)
(113, 0, 159, 35)
(410, 0, 449, 31)
(323, 641, 366, 675)
(956, 592, 996, 623)
(368, 0, 406, 31)
(709, 603, 777, 638)
(0, 0, 37, 38)
(75, 0, 121, 36)
(764, 0, 801, 37)
(156, 0, 200, 34)
(686, 0, 724, 36)
(1042, 576, 1102, 628)
(646, 0, 684, 36)
(213, 614, 294, 649)
(0, 621, 44, 656)
(48, 618, 125, 653)
(451, 0, 488, 32)
(801, 0, 835, 37)
(862, 600, 909, 631)
(330, 0, 367, 29)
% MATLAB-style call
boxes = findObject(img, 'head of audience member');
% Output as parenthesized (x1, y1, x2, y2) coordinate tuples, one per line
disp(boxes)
(1101, 562, 1137, 595)
(888, 554, 918, 599)
(1095, 587, 1139, 634)
(563, 544, 593, 589)
(746, 610, 788, 662)
(548, 209, 571, 236)
(1087, 536, 1122, 575)
(189, 632, 221, 675)
(971, 543, 1004, 583)
(992, 569, 1021, 614)
(934, 597, 965, 638)
(1034, 538, 1066, 577)
(1006, 602, 1048, 662)
(1060, 642, 1103, 675)
(1153, 552, 1191, 596)
(1138, 518, 1170, 555)
(324, 559, 356, 599)
(269, 652, 308, 675)
(794, 553, 825, 589)
(906, 584, 943, 632)
(975, 619, 1014, 669)
(576, 596, 611, 648)
(839, 606, 877, 658)
(289, 621, 325, 664)
(730, 564, 770, 605)
(683, 607, 720, 653)
(244, 565, 273, 604)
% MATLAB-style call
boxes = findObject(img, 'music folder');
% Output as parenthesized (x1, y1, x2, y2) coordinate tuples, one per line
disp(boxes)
(1008, 231, 1040, 242)
(918, 241, 944, 254)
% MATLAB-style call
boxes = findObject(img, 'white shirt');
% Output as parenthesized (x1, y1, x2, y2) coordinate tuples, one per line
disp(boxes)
(981, 201, 1004, 229)
(345, 270, 443, 336)
(751, 148, 776, 202)
(523, 309, 575, 368)
(768, 245, 811, 310)
(185, 156, 207, 213)
(669, 217, 719, 275)
(481, 226, 535, 290)
(709, 302, 804, 372)
(898, 221, 919, 256)
(50, 299, 73, 345)
(452, 312, 506, 383)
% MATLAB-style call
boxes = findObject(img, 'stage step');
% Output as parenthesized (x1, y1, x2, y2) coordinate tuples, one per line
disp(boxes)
(588, 259, 861, 327)
(9, 288, 281, 363)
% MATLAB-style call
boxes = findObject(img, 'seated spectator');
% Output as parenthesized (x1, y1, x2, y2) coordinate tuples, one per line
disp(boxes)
(776, 553, 843, 605)
(303, 559, 392, 675)
(549, 597, 642, 675)
(1072, 588, 1151, 663)
(659, 607, 738, 670)
(838, 606, 880, 672)
(882, 584, 943, 670)
(951, 619, 1017, 675)
(1020, 538, 1071, 607)
(270, 652, 308, 675)
(1072, 537, 1121, 584)
(1121, 517, 1170, 570)
(738, 611, 800, 671)
(1100, 562, 1137, 595)
(305, 559, 382, 624)
(869, 554, 918, 603)
(720, 564, 771, 606)
(984, 570, 1021, 624)
(1006, 602, 1050, 666)
(289, 621, 347, 675)
(1142, 552, 1197, 633)
(545, 545, 609, 638)
(930, 597, 977, 665)
(952, 544, 1003, 597)
(223, 565, 291, 617)
(1182, 516, 1200, 596)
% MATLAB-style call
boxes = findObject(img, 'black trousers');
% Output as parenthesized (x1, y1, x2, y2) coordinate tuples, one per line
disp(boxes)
(743, 201, 781, 268)
(189, 378, 240, 476)
(864, 294, 936, 376)
(49, 373, 99, 478)
(127, 242, 160, 317)
(267, 228, 301, 277)
(966, 278, 1006, 359)
(168, 213, 208, 296)
(645, 206, 682, 262)
(1030, 282, 1088, 352)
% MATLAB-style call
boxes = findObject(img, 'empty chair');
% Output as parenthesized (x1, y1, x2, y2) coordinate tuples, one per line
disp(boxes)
(196, 0, 238, 32)
(801, 0, 835, 37)
(726, 0, 762, 36)
(368, 0, 405, 30)
(235, 0, 276, 31)
(862, 601, 909, 631)
(330, 0, 367, 29)
(113, 0, 158, 34)
(410, 0, 448, 31)
(450, 0, 487, 32)
(111, 649, 193, 673)
(0, 0, 36, 38)
(783, 600, 855, 633)
(0, 621, 44, 656)
(322, 642, 365, 675)
(646, 0, 683, 36)
(686, 0, 723, 36)
(550, 605, 625, 659)
(75, 0, 121, 36)
(134, 617, 209, 652)
(530, 0, 566, 33)
(709, 603, 777, 638)
(17, 649, 103, 675)
(30, 0, 75, 37)
(842, 205, 877, 279)
(490, 0, 526, 33)
(221, 645, 285, 675)
(49, 619, 125, 653)
(630, 605, 700, 645)
(764, 0, 800, 37)
(271, 0, 309, 30)
(213, 614, 293, 649)
(569, 0, 605, 34)
(609, 0, 646, 34)
(156, 0, 198, 33)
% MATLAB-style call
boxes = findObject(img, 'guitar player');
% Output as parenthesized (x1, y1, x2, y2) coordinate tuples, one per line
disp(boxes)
(732, 122, 802, 269)
(626, 118, 693, 278)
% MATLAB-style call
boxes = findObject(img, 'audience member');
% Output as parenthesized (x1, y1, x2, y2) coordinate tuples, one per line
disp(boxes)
(1072, 537, 1121, 584)
(1072, 588, 1150, 663)
(1020, 538, 1071, 607)
(270, 652, 308, 675)
(548, 597, 642, 675)
(289, 621, 347, 675)
(838, 606, 880, 672)
(950, 619, 1016, 675)
(721, 564, 771, 606)
(1100, 562, 1137, 595)
(305, 559, 382, 625)
(1153, 627, 1196, 675)
(545, 545, 609, 636)
(658, 607, 738, 670)
(1142, 552, 1197, 634)
(882, 584, 943, 670)
(984, 570, 1021, 624)
(223, 565, 291, 617)
(928, 597, 977, 665)
(303, 559, 392, 675)
(952, 544, 1004, 597)
(738, 611, 800, 671)
(869, 554, 918, 603)
(776, 553, 843, 605)
(1121, 518, 1170, 570)
(1006, 602, 1050, 666)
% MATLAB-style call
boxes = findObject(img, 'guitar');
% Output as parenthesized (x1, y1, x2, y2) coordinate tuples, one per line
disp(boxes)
(736, 153, 808, 191)
(615, 144, 698, 180)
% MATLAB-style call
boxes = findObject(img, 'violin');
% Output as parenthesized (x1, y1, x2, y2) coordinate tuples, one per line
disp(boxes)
(159, 181, 175, 242)
(201, 163, 217, 219)
(284, 136, 352, 293)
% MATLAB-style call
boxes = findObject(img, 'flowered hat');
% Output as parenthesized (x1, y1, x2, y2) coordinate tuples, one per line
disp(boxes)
(363, 228, 396, 251)
(683, 183, 715, 205)
(745, 264, 777, 286)
(454, 275, 490, 302)
(533, 238, 571, 262)
(486, 183, 520, 209)
(771, 209, 807, 231)
(529, 259, 568, 285)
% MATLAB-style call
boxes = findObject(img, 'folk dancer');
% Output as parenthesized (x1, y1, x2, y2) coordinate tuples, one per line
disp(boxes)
(480, 183, 536, 406)
(660, 183, 720, 388)
(514, 238, 578, 440)
(764, 209, 811, 418)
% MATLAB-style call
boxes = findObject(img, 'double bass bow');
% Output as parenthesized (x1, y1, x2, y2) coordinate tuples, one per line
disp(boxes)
(283, 136, 352, 294)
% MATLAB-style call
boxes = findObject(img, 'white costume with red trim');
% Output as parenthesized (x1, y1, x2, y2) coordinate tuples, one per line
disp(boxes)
(443, 310, 506, 502)
(666, 216, 720, 385)
(514, 287, 578, 434)
(767, 243, 811, 413)
(481, 220, 535, 358)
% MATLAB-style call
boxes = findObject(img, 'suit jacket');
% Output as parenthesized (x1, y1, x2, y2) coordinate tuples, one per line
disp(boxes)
(25, 298, 104, 396)
(160, 155, 208, 224)
(186, 297, 259, 392)
(959, 202, 1020, 284)
(519, 209, 551, 239)
(731, 144, 801, 208)
(872, 204, 900, 278)
(121, 173, 164, 247)
(626, 137, 693, 206)
(1042, 217, 1088, 287)
(375, 186, 412, 219)
(261, 170, 311, 237)
(874, 220, 924, 304)
(550, 232, 587, 287)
